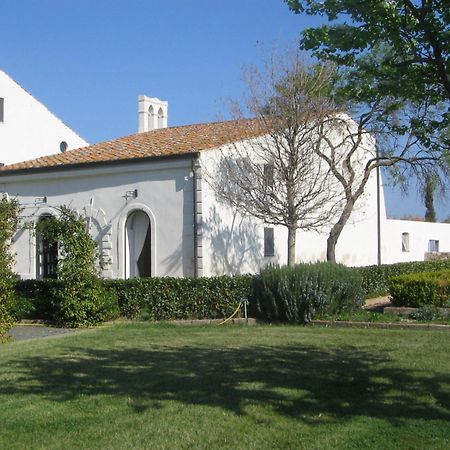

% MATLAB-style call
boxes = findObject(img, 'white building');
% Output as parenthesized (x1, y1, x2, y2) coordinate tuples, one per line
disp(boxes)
(0, 70, 88, 165)
(0, 97, 448, 279)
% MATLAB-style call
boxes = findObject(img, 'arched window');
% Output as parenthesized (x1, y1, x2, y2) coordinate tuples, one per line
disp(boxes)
(125, 210, 151, 278)
(36, 215, 58, 279)
(157, 107, 164, 128)
(148, 105, 154, 130)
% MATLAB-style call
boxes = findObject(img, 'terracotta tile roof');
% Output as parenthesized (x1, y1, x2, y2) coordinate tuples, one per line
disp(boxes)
(0, 118, 266, 173)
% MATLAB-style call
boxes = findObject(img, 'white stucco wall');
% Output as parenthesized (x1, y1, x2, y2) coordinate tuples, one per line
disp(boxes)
(0, 70, 88, 165)
(199, 139, 384, 275)
(199, 138, 450, 274)
(381, 219, 450, 264)
(1, 157, 195, 279)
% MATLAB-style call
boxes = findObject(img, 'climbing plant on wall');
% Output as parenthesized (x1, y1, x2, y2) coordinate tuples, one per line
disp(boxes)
(0, 195, 21, 342)
(36, 206, 116, 327)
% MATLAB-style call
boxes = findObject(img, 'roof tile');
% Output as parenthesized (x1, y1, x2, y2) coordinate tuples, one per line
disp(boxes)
(1, 119, 265, 173)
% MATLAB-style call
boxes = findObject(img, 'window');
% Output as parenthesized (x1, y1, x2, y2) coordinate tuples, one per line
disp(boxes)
(263, 163, 274, 188)
(59, 141, 68, 153)
(401, 232, 410, 252)
(0, 98, 4, 123)
(157, 107, 164, 128)
(36, 215, 58, 279)
(428, 240, 439, 252)
(264, 227, 274, 257)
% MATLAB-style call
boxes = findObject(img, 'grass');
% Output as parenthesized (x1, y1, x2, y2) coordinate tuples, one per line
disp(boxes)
(1, 323, 449, 449)
(318, 309, 450, 324)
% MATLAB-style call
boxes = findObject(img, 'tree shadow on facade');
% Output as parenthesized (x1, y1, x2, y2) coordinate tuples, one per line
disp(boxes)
(1, 342, 449, 424)
(203, 205, 263, 275)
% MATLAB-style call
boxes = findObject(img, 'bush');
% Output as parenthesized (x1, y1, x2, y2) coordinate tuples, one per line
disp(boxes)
(105, 276, 252, 321)
(12, 279, 60, 321)
(409, 305, 445, 321)
(389, 269, 450, 308)
(253, 263, 364, 324)
(12, 276, 252, 323)
(53, 281, 120, 328)
(357, 259, 450, 298)
(0, 196, 21, 342)
(11, 279, 120, 326)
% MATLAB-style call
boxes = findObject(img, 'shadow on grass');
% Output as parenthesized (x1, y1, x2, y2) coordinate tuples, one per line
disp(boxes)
(1, 343, 449, 424)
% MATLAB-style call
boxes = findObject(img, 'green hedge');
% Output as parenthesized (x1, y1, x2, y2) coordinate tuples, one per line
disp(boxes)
(12, 279, 119, 327)
(104, 276, 252, 320)
(11, 276, 252, 325)
(389, 269, 450, 308)
(252, 263, 364, 324)
(12, 280, 60, 321)
(357, 260, 450, 297)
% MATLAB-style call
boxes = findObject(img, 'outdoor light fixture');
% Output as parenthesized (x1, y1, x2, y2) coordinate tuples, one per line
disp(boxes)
(34, 196, 47, 204)
(124, 189, 138, 200)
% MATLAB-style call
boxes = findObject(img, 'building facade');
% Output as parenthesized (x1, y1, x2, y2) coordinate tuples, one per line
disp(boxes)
(0, 70, 88, 165)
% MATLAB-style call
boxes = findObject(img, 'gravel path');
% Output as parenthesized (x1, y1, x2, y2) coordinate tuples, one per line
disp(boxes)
(8, 325, 80, 342)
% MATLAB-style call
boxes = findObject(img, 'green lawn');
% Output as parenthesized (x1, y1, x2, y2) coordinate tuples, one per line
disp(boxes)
(1, 324, 449, 449)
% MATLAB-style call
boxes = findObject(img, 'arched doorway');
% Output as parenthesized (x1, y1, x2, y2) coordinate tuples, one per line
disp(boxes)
(36, 215, 58, 279)
(125, 210, 152, 278)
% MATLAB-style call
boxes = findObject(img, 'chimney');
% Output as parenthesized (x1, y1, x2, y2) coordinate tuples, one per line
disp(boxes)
(138, 95, 168, 133)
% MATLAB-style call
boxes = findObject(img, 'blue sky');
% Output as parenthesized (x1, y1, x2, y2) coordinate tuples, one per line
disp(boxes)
(1, 0, 447, 219)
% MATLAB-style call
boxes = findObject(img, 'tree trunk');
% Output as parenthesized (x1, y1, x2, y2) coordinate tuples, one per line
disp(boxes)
(287, 225, 296, 266)
(326, 200, 355, 263)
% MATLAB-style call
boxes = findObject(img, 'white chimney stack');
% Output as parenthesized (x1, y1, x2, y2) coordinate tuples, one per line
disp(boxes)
(138, 95, 168, 133)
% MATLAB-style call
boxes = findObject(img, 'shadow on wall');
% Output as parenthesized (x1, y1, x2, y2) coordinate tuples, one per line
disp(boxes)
(203, 205, 263, 275)
(1, 341, 449, 423)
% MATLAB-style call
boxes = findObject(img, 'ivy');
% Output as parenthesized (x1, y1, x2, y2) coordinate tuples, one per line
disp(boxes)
(0, 195, 21, 342)
(36, 206, 112, 327)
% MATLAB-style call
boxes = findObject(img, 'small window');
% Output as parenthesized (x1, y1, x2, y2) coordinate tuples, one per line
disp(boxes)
(401, 232, 410, 252)
(263, 163, 274, 188)
(428, 240, 439, 252)
(59, 141, 68, 153)
(0, 98, 4, 123)
(157, 107, 164, 128)
(264, 227, 274, 257)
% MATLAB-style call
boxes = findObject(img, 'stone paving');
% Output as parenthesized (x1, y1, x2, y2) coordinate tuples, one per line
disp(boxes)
(8, 325, 80, 342)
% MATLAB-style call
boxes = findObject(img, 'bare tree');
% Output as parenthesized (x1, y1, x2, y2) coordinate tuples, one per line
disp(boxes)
(210, 51, 447, 265)
(207, 59, 343, 266)
(314, 99, 446, 262)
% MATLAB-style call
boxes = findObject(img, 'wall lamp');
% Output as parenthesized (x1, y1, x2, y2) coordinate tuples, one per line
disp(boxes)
(34, 196, 47, 204)
(124, 189, 138, 200)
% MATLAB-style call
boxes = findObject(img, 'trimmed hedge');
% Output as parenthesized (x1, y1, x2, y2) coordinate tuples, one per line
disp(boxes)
(104, 276, 252, 320)
(389, 269, 450, 308)
(357, 259, 450, 297)
(252, 263, 364, 324)
(11, 276, 252, 325)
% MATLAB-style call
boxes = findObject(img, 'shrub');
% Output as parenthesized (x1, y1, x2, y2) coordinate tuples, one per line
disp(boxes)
(409, 305, 445, 321)
(12, 276, 252, 323)
(36, 206, 110, 327)
(253, 263, 364, 324)
(105, 276, 252, 320)
(11, 279, 60, 321)
(357, 259, 450, 298)
(389, 269, 450, 308)
(0, 196, 21, 342)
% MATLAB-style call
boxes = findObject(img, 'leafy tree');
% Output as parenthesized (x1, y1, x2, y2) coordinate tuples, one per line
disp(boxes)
(0, 195, 21, 342)
(423, 175, 437, 222)
(286, 0, 450, 153)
